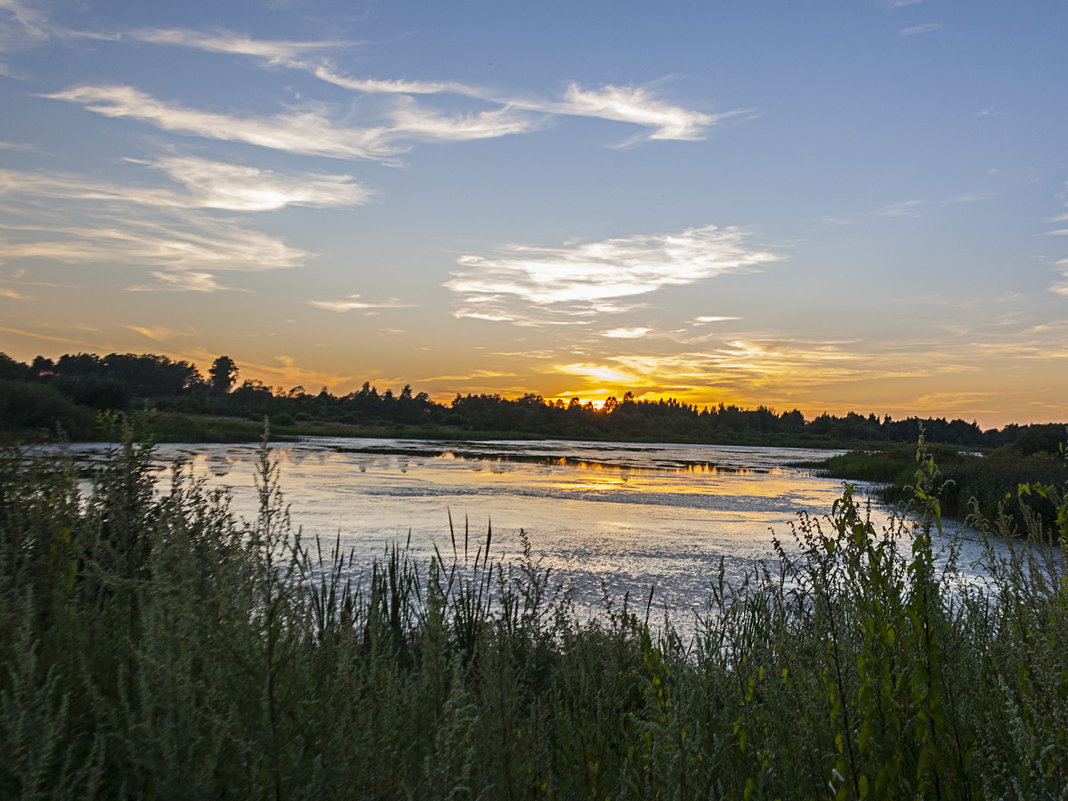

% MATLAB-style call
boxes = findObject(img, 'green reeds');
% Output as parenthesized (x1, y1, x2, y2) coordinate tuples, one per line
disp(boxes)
(2, 431, 1067, 799)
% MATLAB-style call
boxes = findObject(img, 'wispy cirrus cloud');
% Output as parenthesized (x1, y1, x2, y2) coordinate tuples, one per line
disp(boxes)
(0, 215, 310, 274)
(130, 27, 351, 65)
(387, 99, 544, 143)
(446, 225, 781, 326)
(540, 83, 737, 143)
(124, 28, 738, 144)
(1053, 258, 1068, 298)
(0, 324, 93, 346)
(46, 85, 401, 161)
(1, 0, 115, 67)
(1, 0, 56, 51)
(128, 271, 241, 293)
(46, 85, 545, 162)
(123, 324, 197, 341)
(1, 159, 370, 212)
(1048, 187, 1068, 297)
(0, 158, 336, 294)
(900, 22, 942, 35)
(875, 199, 924, 218)
(309, 294, 415, 312)
(600, 327, 652, 339)
(691, 315, 740, 324)
(148, 156, 370, 210)
(132, 28, 475, 96)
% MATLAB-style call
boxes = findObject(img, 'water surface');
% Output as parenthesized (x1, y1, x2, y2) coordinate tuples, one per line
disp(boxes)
(65, 437, 994, 622)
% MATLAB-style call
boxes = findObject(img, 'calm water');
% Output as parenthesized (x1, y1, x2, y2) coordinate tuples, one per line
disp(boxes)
(65, 437, 995, 622)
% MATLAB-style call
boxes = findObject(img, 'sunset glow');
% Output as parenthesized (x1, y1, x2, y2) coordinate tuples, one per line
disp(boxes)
(1, 1, 1066, 429)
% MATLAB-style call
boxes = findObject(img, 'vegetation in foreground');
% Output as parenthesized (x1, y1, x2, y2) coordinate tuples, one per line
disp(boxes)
(2, 432, 1068, 800)
(819, 428, 1068, 533)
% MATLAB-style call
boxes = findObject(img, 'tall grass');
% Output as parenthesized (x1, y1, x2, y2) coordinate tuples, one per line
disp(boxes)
(2, 431, 1067, 799)
(820, 440, 1068, 534)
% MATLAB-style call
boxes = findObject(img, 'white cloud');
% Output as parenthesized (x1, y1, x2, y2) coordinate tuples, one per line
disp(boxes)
(149, 156, 371, 210)
(128, 271, 238, 292)
(546, 83, 728, 142)
(1, 213, 311, 273)
(130, 28, 482, 98)
(0, 161, 341, 294)
(309, 294, 414, 312)
(951, 192, 991, 204)
(876, 199, 924, 218)
(47, 85, 543, 162)
(601, 327, 652, 339)
(0, 0, 116, 53)
(387, 99, 543, 142)
(900, 22, 942, 35)
(46, 85, 400, 162)
(446, 225, 781, 326)
(0, 0, 52, 49)
(691, 315, 740, 324)
(1053, 257, 1068, 298)
(130, 28, 349, 65)
(123, 324, 196, 340)
(0, 161, 369, 212)
(124, 28, 740, 143)
(48, 81, 725, 158)
(309, 67, 475, 97)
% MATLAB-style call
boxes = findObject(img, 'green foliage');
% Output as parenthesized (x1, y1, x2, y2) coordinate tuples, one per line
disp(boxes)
(2, 435, 1068, 798)
(824, 432, 1068, 534)
(0, 378, 96, 440)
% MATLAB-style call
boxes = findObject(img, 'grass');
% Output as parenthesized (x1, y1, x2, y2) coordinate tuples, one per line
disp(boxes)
(819, 438, 1068, 535)
(2, 430, 1068, 799)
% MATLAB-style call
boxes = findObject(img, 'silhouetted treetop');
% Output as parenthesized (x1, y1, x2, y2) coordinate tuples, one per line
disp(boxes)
(0, 350, 1060, 448)
(210, 356, 238, 394)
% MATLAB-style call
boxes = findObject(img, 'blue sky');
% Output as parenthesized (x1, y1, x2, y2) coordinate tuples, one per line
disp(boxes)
(1, 0, 1066, 427)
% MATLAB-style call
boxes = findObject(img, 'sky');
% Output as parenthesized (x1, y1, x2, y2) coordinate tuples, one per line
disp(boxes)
(1, 0, 1066, 429)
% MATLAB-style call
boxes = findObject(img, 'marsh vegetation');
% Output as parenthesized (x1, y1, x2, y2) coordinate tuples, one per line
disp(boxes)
(3, 428, 1068, 799)
(818, 429, 1068, 534)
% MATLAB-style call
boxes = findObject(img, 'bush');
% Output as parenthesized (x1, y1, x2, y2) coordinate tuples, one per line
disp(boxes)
(0, 378, 96, 440)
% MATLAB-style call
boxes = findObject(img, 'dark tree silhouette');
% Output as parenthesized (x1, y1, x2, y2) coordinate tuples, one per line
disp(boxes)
(209, 356, 238, 394)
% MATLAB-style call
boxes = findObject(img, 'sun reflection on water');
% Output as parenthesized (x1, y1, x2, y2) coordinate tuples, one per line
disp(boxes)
(56, 436, 999, 635)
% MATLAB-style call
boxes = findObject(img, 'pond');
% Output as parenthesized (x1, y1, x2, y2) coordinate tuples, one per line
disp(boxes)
(64, 436, 996, 624)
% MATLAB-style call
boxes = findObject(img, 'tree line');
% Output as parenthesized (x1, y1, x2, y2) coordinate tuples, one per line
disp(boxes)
(0, 350, 1055, 447)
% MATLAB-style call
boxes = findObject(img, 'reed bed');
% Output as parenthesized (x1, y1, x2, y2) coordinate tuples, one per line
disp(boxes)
(1, 432, 1066, 800)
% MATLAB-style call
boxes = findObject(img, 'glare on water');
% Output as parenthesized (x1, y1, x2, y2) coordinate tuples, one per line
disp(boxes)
(62, 436, 998, 624)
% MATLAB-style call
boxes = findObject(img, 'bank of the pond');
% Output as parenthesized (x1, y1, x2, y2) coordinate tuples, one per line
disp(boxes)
(2, 404, 1020, 451)
(813, 433, 1068, 535)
